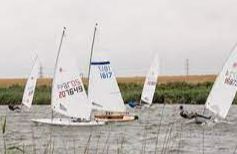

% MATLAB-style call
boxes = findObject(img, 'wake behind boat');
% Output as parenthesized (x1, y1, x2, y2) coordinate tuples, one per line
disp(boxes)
(185, 116, 234, 126)
(32, 27, 105, 126)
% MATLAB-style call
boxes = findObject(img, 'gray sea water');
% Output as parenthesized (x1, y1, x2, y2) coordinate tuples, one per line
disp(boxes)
(0, 104, 237, 154)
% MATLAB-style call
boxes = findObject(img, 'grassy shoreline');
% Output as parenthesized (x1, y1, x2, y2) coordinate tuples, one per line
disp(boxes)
(0, 81, 227, 105)
(0, 75, 216, 87)
(0, 75, 226, 105)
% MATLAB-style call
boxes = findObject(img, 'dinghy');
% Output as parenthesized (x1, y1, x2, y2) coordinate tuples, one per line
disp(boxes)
(21, 56, 40, 110)
(132, 53, 159, 109)
(88, 23, 138, 122)
(202, 44, 237, 123)
(32, 27, 105, 126)
(9, 56, 40, 112)
(180, 45, 237, 125)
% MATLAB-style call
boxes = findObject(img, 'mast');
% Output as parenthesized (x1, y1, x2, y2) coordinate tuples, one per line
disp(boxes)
(87, 23, 98, 94)
(51, 27, 66, 120)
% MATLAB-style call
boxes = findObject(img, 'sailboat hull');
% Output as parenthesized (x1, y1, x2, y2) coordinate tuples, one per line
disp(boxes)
(94, 112, 138, 122)
(31, 118, 106, 126)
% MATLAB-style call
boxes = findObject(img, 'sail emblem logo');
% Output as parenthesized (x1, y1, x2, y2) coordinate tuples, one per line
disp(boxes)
(58, 79, 84, 98)
(147, 77, 156, 85)
(224, 62, 237, 87)
(28, 89, 34, 96)
(31, 76, 34, 80)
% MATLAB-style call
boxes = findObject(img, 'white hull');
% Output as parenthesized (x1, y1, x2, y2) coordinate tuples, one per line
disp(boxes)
(31, 118, 105, 126)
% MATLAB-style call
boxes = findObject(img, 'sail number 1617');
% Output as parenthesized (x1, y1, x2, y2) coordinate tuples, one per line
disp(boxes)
(98, 65, 112, 79)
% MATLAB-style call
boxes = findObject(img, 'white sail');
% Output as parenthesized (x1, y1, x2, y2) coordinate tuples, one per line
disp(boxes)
(141, 54, 159, 106)
(205, 45, 237, 119)
(51, 28, 91, 120)
(88, 52, 126, 112)
(88, 24, 126, 112)
(21, 57, 40, 109)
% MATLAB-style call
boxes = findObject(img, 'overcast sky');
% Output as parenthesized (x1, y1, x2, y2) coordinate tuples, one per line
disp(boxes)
(1, 0, 237, 78)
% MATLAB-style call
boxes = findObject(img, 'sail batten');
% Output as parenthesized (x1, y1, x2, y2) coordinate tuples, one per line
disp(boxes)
(91, 61, 110, 65)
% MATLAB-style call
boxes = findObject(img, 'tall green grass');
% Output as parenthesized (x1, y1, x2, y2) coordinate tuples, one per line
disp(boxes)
(120, 82, 213, 105)
(0, 84, 51, 105)
(0, 81, 235, 105)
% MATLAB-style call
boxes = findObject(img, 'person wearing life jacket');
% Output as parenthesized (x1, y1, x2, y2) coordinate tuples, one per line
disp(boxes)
(8, 104, 21, 111)
(179, 105, 196, 119)
(179, 105, 211, 120)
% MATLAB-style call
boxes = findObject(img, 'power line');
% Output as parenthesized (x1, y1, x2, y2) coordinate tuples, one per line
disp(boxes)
(186, 58, 189, 76)
(39, 64, 43, 78)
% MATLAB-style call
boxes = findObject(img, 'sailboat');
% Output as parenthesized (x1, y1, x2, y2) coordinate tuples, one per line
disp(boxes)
(32, 27, 105, 126)
(137, 54, 159, 108)
(202, 44, 237, 122)
(88, 23, 138, 122)
(21, 56, 40, 110)
(8, 56, 40, 112)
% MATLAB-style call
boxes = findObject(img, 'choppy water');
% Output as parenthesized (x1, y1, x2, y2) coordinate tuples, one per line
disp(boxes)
(0, 104, 237, 154)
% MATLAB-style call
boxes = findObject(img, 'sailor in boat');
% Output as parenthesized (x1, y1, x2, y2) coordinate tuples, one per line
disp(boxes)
(128, 99, 149, 109)
(128, 100, 139, 108)
(179, 105, 211, 120)
(8, 103, 21, 112)
(72, 118, 81, 122)
(71, 117, 88, 122)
